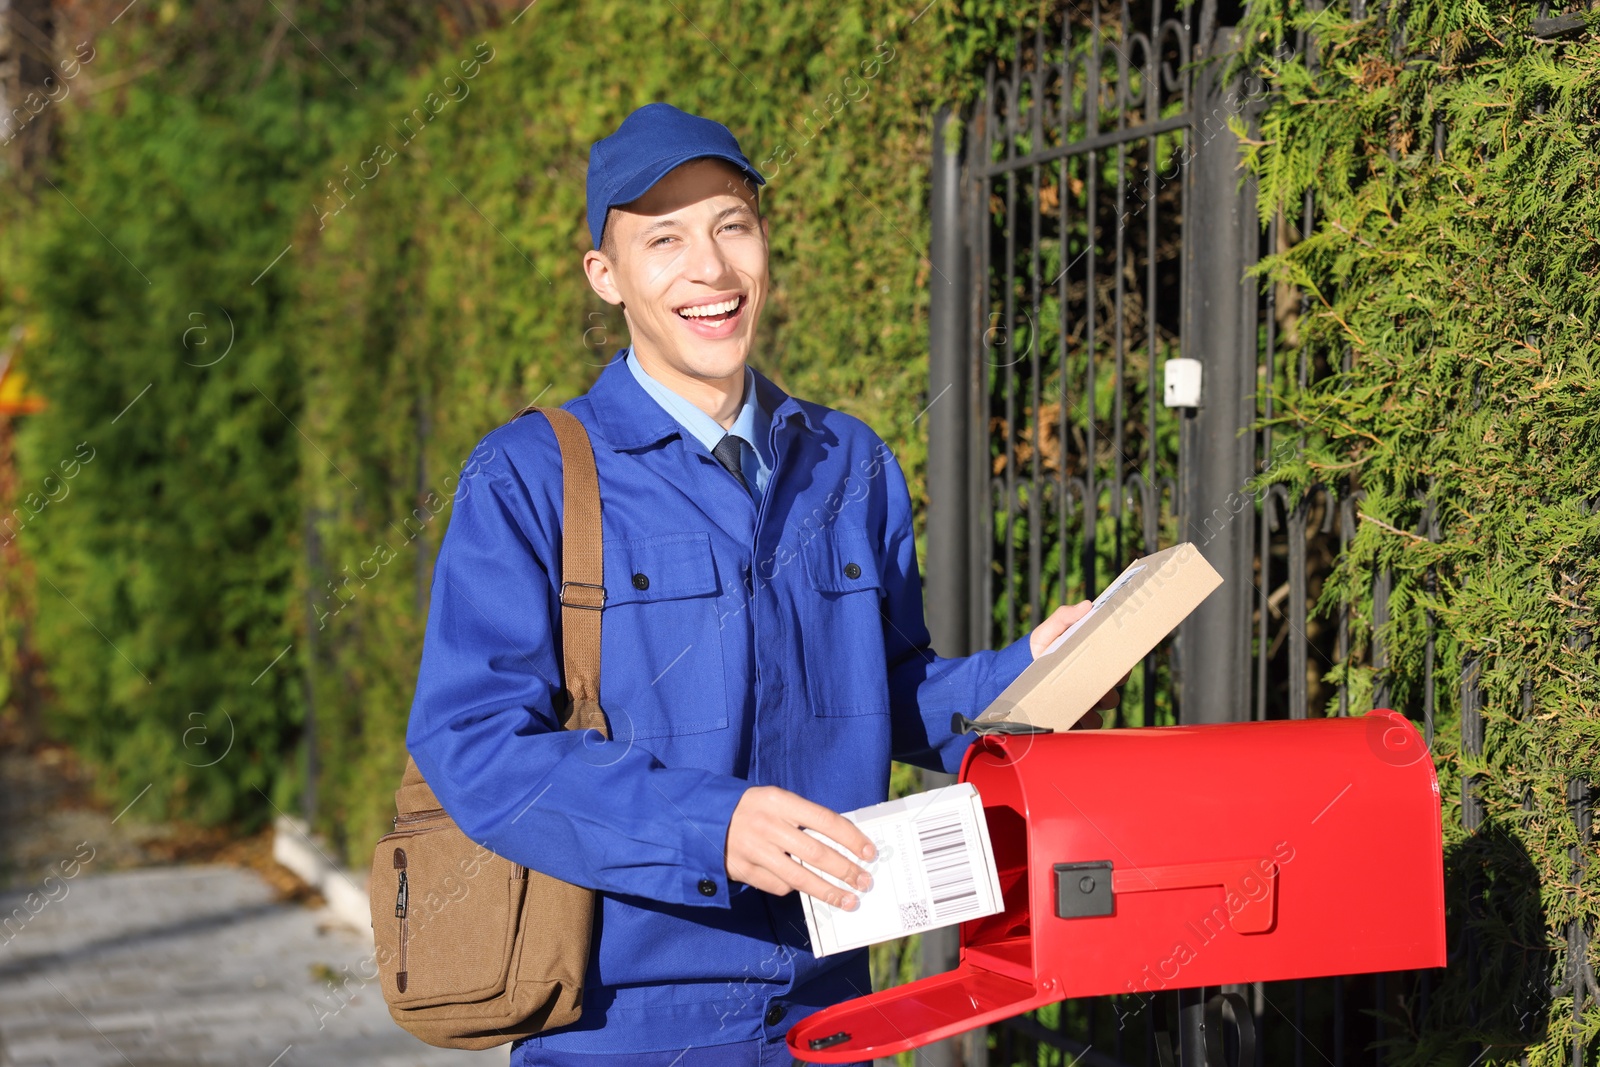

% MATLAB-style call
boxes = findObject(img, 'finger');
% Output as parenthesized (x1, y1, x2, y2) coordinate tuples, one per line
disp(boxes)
(1041, 601, 1090, 637)
(1093, 688, 1121, 711)
(780, 857, 862, 911)
(779, 825, 873, 893)
(1032, 603, 1081, 658)
(1073, 709, 1103, 731)
(787, 794, 876, 862)
(730, 863, 793, 898)
(1060, 599, 1093, 625)
(732, 842, 819, 899)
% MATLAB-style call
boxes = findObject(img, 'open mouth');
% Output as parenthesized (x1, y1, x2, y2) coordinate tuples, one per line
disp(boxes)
(674, 294, 746, 335)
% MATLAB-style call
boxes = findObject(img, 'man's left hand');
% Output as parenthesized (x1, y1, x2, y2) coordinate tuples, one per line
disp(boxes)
(1027, 600, 1130, 730)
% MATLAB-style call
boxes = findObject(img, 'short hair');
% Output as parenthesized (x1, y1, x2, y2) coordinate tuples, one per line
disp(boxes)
(598, 186, 763, 262)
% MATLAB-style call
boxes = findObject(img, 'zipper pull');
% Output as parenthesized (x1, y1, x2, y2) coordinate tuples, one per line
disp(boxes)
(395, 870, 408, 918)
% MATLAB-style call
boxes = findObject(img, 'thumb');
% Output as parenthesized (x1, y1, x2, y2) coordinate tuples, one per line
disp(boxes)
(1030, 600, 1093, 660)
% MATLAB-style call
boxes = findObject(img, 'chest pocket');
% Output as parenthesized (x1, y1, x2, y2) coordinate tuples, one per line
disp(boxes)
(598, 532, 729, 740)
(800, 526, 891, 716)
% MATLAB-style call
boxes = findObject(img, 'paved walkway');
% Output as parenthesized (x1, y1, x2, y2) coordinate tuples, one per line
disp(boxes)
(0, 864, 508, 1067)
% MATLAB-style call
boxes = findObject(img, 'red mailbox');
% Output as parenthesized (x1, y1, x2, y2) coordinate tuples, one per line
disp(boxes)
(788, 711, 1446, 1062)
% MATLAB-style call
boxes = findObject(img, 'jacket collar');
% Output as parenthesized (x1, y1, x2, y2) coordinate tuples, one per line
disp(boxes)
(586, 348, 820, 450)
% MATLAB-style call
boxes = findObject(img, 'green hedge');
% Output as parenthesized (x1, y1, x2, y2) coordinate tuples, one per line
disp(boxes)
(0, 0, 1004, 846)
(0, 31, 381, 825)
(284, 0, 985, 856)
(1234, 0, 1600, 1061)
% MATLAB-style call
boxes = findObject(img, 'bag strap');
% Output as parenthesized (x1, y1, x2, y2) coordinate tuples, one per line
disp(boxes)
(396, 403, 607, 812)
(515, 404, 608, 738)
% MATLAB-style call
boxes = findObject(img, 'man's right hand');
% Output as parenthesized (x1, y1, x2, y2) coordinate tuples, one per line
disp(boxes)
(725, 786, 876, 911)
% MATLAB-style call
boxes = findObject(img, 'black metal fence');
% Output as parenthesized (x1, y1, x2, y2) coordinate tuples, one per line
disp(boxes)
(922, 2, 1597, 1065)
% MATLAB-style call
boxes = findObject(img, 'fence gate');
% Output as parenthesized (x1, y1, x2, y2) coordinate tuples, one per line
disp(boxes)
(918, 0, 1595, 1064)
(924, 1, 1264, 1059)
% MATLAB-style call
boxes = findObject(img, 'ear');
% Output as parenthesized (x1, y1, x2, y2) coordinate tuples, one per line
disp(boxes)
(759, 215, 770, 243)
(582, 249, 625, 306)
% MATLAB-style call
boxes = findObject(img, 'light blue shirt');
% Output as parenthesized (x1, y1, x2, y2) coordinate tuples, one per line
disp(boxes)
(625, 347, 772, 507)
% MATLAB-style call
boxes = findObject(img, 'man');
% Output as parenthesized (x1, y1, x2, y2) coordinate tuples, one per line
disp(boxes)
(405, 103, 1117, 1066)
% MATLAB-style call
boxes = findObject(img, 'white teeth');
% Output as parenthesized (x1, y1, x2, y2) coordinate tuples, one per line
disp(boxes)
(677, 297, 740, 319)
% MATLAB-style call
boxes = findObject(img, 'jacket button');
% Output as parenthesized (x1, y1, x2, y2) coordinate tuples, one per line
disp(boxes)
(632, 572, 650, 590)
(843, 562, 861, 579)
(697, 878, 717, 897)
(765, 1003, 787, 1026)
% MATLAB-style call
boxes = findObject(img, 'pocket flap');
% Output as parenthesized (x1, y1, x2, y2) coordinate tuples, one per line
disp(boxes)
(602, 532, 720, 606)
(802, 527, 884, 593)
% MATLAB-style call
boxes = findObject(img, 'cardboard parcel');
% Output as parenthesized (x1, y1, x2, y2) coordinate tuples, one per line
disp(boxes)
(971, 542, 1222, 733)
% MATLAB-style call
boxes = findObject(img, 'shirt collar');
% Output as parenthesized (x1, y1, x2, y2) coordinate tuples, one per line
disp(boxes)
(587, 347, 818, 451)
(625, 348, 765, 459)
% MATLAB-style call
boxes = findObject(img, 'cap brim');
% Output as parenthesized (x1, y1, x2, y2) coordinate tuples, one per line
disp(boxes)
(608, 149, 766, 212)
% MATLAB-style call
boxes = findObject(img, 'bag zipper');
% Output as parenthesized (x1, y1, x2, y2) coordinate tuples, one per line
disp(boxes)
(393, 847, 409, 993)
(393, 807, 445, 829)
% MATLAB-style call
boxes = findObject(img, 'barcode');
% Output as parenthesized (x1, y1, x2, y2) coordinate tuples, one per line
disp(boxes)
(916, 810, 981, 923)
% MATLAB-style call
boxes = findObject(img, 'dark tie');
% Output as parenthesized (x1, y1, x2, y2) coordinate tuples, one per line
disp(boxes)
(712, 434, 749, 492)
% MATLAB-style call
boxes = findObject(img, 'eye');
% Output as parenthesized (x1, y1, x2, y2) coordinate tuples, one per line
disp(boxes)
(649, 235, 677, 248)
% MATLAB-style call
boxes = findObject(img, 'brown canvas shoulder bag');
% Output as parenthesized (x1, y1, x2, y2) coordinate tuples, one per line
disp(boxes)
(368, 404, 608, 1049)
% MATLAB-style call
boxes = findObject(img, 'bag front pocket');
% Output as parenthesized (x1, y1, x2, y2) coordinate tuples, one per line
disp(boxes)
(370, 818, 526, 1007)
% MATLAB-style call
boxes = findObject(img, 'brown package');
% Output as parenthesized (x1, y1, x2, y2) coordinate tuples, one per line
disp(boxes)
(974, 542, 1223, 732)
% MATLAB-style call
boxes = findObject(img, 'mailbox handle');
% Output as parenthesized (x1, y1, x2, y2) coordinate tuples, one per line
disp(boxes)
(1112, 860, 1278, 934)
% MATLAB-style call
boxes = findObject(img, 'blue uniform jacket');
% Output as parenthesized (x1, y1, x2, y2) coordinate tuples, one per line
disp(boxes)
(405, 350, 1035, 1054)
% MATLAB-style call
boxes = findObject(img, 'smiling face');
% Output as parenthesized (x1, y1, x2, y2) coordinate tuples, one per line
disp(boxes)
(582, 158, 768, 411)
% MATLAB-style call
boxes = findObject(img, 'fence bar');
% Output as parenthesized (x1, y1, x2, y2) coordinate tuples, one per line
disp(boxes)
(969, 66, 997, 658)
(928, 105, 971, 664)
(1178, 24, 1256, 725)
(925, 102, 980, 1067)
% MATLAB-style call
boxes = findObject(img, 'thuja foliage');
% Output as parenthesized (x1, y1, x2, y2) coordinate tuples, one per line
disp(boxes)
(1233, 1, 1600, 1061)
(0, 0, 1147, 848)
(0, 0, 502, 825)
(1, 0, 1052, 1020)
(2, 0, 1026, 845)
(284, 0, 977, 859)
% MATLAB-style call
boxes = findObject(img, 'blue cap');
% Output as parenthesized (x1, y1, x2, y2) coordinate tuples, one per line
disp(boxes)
(586, 103, 766, 250)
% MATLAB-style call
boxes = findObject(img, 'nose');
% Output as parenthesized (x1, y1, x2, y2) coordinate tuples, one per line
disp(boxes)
(681, 228, 736, 286)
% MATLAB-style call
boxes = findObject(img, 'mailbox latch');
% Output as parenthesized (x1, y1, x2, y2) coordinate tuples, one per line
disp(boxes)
(952, 713, 1055, 737)
(1053, 858, 1280, 932)
(1054, 861, 1114, 918)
